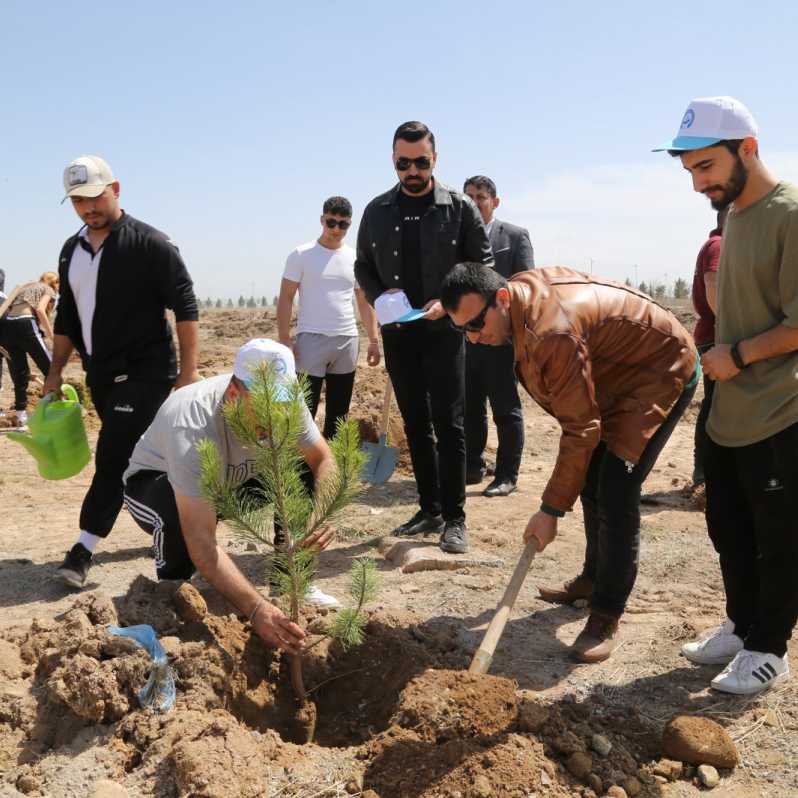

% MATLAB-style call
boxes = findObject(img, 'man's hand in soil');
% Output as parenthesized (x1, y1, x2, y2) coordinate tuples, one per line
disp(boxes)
(523, 511, 558, 551)
(302, 525, 336, 552)
(422, 298, 445, 320)
(253, 602, 306, 655)
(701, 344, 740, 382)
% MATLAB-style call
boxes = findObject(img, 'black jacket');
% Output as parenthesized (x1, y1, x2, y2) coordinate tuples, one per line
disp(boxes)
(489, 218, 535, 278)
(54, 213, 198, 384)
(354, 180, 492, 314)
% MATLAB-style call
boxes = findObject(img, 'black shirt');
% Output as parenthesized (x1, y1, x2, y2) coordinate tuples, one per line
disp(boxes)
(398, 188, 436, 308)
(55, 212, 198, 384)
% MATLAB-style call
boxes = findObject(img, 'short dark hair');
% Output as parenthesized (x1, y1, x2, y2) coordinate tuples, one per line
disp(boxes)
(322, 196, 352, 217)
(393, 121, 435, 152)
(463, 175, 497, 197)
(668, 139, 745, 158)
(440, 262, 507, 312)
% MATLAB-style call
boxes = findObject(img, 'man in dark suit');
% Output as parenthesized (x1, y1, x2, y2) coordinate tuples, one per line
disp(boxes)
(463, 176, 534, 496)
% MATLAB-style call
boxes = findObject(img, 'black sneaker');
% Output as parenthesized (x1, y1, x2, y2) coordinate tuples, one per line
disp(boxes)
(439, 521, 468, 554)
(393, 510, 445, 537)
(54, 543, 93, 588)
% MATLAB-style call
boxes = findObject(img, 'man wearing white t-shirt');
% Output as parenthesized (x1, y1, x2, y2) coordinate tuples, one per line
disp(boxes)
(277, 196, 380, 438)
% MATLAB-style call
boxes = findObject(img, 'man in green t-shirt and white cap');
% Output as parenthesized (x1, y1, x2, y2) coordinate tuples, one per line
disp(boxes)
(655, 96, 798, 695)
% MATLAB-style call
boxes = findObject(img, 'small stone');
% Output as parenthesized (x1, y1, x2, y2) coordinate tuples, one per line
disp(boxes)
(345, 778, 361, 794)
(173, 583, 207, 623)
(607, 787, 628, 798)
(566, 752, 592, 780)
(590, 733, 612, 756)
(653, 775, 668, 785)
(653, 758, 682, 781)
(16, 774, 40, 794)
(246, 541, 258, 551)
(587, 773, 602, 793)
(472, 774, 492, 797)
(361, 792, 380, 798)
(573, 598, 589, 609)
(697, 765, 720, 789)
(621, 776, 641, 796)
(662, 715, 739, 769)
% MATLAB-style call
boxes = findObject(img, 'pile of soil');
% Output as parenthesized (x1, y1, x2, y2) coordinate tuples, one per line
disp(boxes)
(0, 579, 677, 797)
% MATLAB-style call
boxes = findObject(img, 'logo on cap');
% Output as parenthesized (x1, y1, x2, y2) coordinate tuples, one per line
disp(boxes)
(681, 109, 695, 129)
(67, 165, 89, 186)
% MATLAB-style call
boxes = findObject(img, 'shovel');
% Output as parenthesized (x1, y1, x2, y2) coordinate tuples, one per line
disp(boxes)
(361, 379, 398, 484)
(469, 538, 540, 674)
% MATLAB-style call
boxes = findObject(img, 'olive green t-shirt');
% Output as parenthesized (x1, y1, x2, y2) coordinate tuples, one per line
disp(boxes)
(708, 182, 798, 446)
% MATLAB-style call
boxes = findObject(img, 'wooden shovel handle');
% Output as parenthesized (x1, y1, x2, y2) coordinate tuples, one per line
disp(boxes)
(378, 378, 393, 438)
(469, 538, 539, 674)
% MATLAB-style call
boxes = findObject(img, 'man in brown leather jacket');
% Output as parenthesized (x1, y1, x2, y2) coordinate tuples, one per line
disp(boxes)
(441, 263, 699, 663)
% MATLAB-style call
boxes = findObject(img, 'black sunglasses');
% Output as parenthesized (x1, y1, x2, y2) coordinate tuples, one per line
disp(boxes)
(395, 156, 433, 171)
(324, 218, 351, 230)
(450, 291, 497, 333)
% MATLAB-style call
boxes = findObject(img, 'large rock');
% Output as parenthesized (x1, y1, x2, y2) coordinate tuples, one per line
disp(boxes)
(378, 536, 504, 573)
(662, 715, 739, 769)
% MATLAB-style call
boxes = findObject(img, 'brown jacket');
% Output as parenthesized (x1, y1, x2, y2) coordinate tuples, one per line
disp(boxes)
(508, 268, 697, 513)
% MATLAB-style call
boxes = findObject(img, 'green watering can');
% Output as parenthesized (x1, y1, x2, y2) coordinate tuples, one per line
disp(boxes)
(7, 385, 91, 480)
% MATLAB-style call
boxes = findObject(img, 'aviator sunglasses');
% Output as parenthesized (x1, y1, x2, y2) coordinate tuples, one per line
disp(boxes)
(324, 218, 351, 230)
(450, 291, 497, 333)
(395, 156, 433, 171)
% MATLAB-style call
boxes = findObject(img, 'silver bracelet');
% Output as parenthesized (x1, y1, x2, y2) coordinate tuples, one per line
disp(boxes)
(248, 597, 265, 625)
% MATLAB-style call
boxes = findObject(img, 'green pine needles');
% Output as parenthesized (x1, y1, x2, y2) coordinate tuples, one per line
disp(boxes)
(196, 360, 379, 712)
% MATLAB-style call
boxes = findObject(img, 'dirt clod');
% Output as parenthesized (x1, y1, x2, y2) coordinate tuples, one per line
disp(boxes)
(174, 582, 208, 623)
(566, 750, 593, 780)
(662, 714, 739, 769)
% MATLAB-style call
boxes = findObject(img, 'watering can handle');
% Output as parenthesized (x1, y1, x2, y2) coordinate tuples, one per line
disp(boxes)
(60, 384, 79, 404)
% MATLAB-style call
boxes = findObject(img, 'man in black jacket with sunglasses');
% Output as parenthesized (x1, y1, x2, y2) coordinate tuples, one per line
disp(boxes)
(354, 121, 492, 554)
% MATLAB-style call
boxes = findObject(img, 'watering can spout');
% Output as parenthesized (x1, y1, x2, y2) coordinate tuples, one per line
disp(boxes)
(6, 431, 52, 465)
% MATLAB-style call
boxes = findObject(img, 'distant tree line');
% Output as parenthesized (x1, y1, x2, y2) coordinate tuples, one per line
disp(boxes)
(624, 277, 690, 301)
(201, 296, 280, 309)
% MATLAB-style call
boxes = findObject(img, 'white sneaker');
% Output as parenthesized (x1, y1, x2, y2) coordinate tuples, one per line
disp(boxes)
(711, 649, 789, 695)
(305, 584, 341, 608)
(16, 410, 28, 427)
(682, 619, 744, 665)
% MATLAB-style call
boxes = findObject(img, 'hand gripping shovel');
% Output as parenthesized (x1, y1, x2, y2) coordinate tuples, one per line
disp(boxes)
(362, 379, 398, 484)
(469, 538, 540, 674)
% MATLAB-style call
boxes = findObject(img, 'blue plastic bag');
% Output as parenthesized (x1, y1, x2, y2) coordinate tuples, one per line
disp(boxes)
(108, 624, 176, 712)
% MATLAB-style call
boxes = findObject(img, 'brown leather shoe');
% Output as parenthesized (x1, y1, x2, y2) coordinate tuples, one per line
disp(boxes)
(570, 611, 621, 663)
(538, 573, 593, 605)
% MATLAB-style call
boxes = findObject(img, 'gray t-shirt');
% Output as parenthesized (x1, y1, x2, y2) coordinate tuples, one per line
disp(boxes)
(124, 374, 321, 497)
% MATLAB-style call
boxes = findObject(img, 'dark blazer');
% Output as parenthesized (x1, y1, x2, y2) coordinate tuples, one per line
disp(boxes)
(489, 219, 535, 278)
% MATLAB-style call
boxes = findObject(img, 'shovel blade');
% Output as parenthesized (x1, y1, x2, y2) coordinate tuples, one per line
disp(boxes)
(361, 435, 398, 484)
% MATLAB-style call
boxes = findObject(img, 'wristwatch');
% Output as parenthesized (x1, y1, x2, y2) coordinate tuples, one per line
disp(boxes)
(730, 341, 747, 370)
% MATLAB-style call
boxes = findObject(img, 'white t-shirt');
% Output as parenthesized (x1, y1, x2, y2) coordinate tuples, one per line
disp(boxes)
(124, 374, 321, 497)
(282, 241, 358, 336)
(68, 228, 103, 355)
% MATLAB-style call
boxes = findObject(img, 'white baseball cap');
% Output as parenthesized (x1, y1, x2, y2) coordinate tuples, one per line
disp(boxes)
(233, 338, 296, 400)
(62, 155, 116, 202)
(653, 96, 758, 153)
(375, 291, 427, 326)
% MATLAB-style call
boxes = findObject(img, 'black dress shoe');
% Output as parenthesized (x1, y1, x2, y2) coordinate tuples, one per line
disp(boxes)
(482, 479, 517, 498)
(393, 510, 445, 537)
(466, 469, 486, 485)
(439, 521, 468, 554)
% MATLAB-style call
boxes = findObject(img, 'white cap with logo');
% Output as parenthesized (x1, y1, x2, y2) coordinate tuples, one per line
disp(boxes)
(653, 96, 758, 152)
(62, 155, 116, 202)
(233, 338, 296, 400)
(374, 291, 427, 326)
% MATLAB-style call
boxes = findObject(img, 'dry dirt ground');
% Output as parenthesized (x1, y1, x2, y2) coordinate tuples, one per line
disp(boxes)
(0, 308, 796, 797)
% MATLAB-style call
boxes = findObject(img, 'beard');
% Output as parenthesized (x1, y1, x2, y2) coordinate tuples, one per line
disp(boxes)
(707, 156, 748, 210)
(401, 175, 432, 194)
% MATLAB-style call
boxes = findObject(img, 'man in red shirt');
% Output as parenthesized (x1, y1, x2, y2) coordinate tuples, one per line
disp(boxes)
(691, 209, 725, 485)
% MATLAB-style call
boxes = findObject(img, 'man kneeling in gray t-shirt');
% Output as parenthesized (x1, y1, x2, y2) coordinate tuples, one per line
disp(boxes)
(122, 339, 336, 655)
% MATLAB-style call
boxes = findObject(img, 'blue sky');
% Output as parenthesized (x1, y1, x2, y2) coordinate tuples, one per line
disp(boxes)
(2, 1, 797, 301)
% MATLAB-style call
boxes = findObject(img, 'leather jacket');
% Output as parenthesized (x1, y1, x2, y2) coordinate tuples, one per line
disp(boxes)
(508, 268, 698, 513)
(354, 180, 492, 316)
